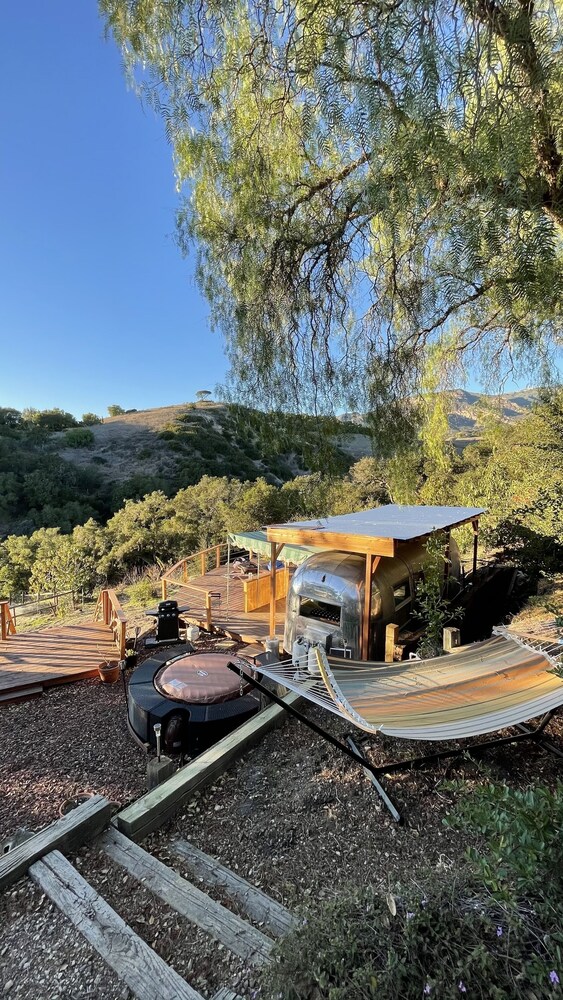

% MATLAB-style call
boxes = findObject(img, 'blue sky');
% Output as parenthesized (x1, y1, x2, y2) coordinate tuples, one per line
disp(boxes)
(0, 4, 554, 421)
(0, 1, 227, 418)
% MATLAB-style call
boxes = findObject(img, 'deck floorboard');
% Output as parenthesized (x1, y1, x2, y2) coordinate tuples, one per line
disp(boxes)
(0, 621, 116, 698)
(168, 566, 286, 644)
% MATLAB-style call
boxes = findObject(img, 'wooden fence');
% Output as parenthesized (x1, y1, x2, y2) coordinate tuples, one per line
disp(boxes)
(94, 589, 127, 659)
(0, 600, 16, 640)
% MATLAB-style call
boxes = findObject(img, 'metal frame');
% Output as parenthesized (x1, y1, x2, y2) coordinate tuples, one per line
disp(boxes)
(227, 661, 561, 823)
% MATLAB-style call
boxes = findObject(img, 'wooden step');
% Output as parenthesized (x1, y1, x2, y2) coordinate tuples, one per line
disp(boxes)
(100, 829, 273, 965)
(0, 794, 111, 890)
(29, 850, 203, 1000)
(0, 684, 43, 704)
(170, 838, 295, 937)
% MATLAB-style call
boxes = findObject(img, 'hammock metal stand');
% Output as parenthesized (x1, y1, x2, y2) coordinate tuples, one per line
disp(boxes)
(226, 661, 560, 823)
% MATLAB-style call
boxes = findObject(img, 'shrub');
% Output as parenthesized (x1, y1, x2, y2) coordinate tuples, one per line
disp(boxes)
(64, 428, 95, 449)
(262, 783, 563, 1000)
(125, 578, 158, 607)
(261, 877, 562, 999)
(81, 412, 102, 426)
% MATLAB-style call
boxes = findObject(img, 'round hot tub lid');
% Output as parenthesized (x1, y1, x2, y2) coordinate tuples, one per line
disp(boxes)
(154, 652, 253, 705)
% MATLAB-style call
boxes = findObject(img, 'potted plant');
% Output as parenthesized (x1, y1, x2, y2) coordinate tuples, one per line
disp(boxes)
(124, 646, 138, 669)
(124, 627, 139, 668)
(98, 658, 120, 683)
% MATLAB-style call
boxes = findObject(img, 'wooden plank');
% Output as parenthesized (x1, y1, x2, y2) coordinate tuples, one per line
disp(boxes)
(29, 851, 202, 1000)
(0, 795, 111, 889)
(169, 838, 295, 937)
(100, 829, 272, 964)
(0, 621, 116, 697)
(211, 990, 244, 1000)
(115, 691, 302, 841)
(266, 526, 396, 557)
(385, 623, 399, 663)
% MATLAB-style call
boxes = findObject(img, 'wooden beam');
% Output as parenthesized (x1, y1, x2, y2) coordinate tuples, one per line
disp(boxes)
(30, 851, 203, 1000)
(169, 838, 295, 937)
(0, 795, 111, 890)
(269, 541, 277, 636)
(100, 829, 272, 964)
(266, 527, 395, 557)
(361, 555, 376, 660)
(115, 690, 303, 842)
(472, 518, 479, 576)
(385, 623, 399, 663)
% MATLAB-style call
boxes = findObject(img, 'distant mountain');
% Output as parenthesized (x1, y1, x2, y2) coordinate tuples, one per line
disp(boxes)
(341, 388, 537, 440)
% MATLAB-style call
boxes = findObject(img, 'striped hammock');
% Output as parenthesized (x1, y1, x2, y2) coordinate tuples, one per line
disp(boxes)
(254, 624, 563, 741)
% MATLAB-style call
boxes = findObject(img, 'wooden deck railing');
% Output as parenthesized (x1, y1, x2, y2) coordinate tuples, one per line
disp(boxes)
(163, 544, 228, 588)
(0, 600, 17, 640)
(94, 589, 127, 659)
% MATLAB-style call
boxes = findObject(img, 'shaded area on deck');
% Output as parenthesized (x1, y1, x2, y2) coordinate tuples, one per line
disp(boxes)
(0, 621, 116, 702)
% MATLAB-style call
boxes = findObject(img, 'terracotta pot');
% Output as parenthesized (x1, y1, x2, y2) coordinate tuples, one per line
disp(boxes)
(98, 660, 120, 684)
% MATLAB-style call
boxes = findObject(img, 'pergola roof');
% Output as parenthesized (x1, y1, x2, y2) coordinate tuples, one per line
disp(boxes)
(266, 504, 485, 557)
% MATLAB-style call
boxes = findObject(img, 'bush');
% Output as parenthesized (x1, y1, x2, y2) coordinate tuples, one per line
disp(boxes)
(262, 877, 562, 999)
(124, 578, 158, 607)
(262, 783, 563, 1000)
(64, 428, 95, 449)
(81, 412, 102, 426)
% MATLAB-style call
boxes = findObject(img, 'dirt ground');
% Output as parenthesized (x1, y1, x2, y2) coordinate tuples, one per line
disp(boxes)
(1, 632, 562, 999)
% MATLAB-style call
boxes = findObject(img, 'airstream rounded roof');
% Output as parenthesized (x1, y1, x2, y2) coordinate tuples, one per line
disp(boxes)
(289, 541, 435, 596)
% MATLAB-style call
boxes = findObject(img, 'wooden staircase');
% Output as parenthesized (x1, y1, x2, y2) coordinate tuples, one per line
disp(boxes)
(2, 796, 294, 1000)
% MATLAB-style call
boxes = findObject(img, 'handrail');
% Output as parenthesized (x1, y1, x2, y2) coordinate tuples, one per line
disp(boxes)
(95, 589, 127, 659)
(163, 543, 229, 584)
(0, 600, 16, 641)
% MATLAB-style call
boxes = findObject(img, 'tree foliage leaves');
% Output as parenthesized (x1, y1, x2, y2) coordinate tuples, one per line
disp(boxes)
(101, 0, 563, 411)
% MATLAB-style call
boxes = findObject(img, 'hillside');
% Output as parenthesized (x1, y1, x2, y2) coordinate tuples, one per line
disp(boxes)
(0, 391, 538, 537)
(54, 391, 538, 491)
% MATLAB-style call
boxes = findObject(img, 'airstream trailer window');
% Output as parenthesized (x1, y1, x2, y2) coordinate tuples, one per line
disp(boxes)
(299, 597, 341, 626)
(393, 579, 411, 610)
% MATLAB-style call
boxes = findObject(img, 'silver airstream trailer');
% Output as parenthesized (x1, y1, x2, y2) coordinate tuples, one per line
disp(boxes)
(284, 539, 461, 660)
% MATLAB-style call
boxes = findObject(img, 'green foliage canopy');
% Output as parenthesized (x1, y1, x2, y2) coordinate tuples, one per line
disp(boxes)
(101, 0, 563, 412)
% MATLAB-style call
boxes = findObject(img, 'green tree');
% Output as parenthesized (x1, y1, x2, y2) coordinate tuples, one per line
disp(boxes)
(101, 491, 178, 576)
(107, 404, 125, 417)
(101, 1, 563, 414)
(81, 412, 103, 425)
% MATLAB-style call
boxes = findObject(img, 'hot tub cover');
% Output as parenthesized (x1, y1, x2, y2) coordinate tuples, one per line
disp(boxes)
(155, 652, 253, 705)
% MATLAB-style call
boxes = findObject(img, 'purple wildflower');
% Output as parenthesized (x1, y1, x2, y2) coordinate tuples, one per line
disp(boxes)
(550, 970, 560, 986)
(458, 982, 467, 993)
(423, 985, 432, 995)
(496, 926, 503, 937)
(406, 911, 415, 920)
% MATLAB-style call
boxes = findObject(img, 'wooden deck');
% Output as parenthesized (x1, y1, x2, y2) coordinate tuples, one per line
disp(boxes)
(0, 621, 117, 703)
(164, 565, 287, 645)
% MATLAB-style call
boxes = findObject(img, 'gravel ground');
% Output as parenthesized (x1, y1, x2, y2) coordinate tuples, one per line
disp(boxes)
(2, 635, 562, 1000)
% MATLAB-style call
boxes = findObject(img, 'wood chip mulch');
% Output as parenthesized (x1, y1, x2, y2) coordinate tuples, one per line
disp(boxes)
(1, 637, 562, 1000)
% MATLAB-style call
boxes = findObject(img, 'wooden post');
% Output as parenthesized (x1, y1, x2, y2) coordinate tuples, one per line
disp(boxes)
(161, 579, 168, 601)
(443, 627, 461, 652)
(0, 601, 7, 641)
(269, 542, 277, 637)
(472, 519, 479, 576)
(216, 545, 221, 569)
(361, 555, 380, 660)
(385, 623, 399, 663)
(200, 552, 206, 576)
(102, 589, 109, 626)
(443, 531, 451, 582)
(361, 555, 373, 660)
(182, 560, 188, 584)
(205, 593, 212, 630)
